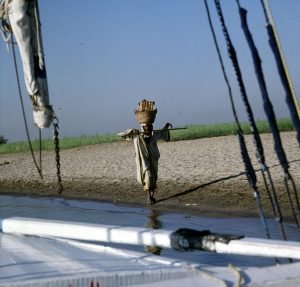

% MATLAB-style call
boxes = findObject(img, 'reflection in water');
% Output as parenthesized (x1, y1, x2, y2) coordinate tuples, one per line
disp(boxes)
(147, 209, 162, 229)
(144, 209, 163, 255)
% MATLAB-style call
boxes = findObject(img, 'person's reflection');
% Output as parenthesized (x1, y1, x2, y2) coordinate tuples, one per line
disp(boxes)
(144, 209, 163, 255)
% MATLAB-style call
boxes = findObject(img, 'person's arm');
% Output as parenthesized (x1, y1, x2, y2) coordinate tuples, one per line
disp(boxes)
(117, 129, 139, 141)
(154, 123, 172, 141)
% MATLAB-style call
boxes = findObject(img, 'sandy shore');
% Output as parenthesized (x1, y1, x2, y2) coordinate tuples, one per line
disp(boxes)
(1, 131, 299, 220)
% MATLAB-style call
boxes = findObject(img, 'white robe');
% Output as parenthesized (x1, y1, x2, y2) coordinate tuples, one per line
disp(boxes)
(120, 129, 170, 190)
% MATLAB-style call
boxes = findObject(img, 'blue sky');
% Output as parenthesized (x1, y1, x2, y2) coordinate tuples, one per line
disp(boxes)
(0, 0, 299, 142)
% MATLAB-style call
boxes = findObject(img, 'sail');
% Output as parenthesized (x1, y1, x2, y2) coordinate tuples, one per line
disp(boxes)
(3, 0, 52, 128)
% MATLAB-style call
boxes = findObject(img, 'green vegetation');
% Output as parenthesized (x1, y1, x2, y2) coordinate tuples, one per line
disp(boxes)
(0, 118, 295, 154)
(170, 118, 294, 141)
(0, 135, 8, 145)
(0, 134, 120, 154)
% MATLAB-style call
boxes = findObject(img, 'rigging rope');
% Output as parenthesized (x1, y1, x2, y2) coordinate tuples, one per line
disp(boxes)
(262, 0, 300, 119)
(203, 0, 271, 241)
(236, 0, 299, 229)
(11, 34, 43, 180)
(213, 0, 299, 231)
(260, 0, 300, 146)
(4, 2, 63, 194)
(53, 115, 63, 194)
(12, 35, 63, 193)
(214, 0, 264, 167)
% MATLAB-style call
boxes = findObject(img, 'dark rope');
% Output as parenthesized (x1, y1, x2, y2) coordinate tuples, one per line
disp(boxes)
(266, 26, 300, 145)
(11, 35, 43, 179)
(214, 0, 266, 168)
(39, 128, 42, 175)
(259, 0, 300, 146)
(259, 1, 300, 223)
(52, 115, 63, 194)
(204, 0, 271, 240)
(288, 173, 300, 218)
(203, 0, 240, 130)
(235, 1, 291, 239)
(237, 4, 289, 173)
(283, 173, 300, 227)
(9, 12, 63, 194)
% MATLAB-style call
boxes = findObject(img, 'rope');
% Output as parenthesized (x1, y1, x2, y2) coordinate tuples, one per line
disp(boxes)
(211, 0, 298, 251)
(39, 128, 42, 175)
(283, 173, 300, 228)
(236, 2, 289, 173)
(4, 0, 63, 193)
(204, 0, 271, 240)
(262, 0, 300, 119)
(11, 34, 43, 180)
(228, 264, 244, 287)
(214, 0, 267, 167)
(259, 0, 300, 226)
(235, 0, 291, 239)
(53, 115, 63, 194)
(260, 0, 300, 146)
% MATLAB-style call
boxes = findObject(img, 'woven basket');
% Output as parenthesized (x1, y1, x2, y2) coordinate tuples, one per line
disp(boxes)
(134, 109, 157, 124)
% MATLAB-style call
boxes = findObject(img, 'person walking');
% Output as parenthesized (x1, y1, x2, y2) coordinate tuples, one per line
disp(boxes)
(118, 100, 172, 204)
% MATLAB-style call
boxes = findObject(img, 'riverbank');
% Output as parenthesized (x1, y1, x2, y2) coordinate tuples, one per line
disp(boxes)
(1, 132, 299, 221)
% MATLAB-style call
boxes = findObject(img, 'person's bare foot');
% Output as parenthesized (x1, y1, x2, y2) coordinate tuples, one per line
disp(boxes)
(149, 190, 156, 205)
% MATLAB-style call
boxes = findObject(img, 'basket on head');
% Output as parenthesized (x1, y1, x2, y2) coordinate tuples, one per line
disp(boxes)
(134, 99, 157, 124)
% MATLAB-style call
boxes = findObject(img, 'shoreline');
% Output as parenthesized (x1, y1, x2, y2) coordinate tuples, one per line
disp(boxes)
(1, 132, 299, 221)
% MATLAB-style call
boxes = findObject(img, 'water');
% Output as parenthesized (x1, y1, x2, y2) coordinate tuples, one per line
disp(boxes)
(0, 194, 299, 268)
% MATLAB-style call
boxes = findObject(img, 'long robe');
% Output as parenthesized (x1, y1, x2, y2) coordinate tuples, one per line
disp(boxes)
(121, 129, 170, 191)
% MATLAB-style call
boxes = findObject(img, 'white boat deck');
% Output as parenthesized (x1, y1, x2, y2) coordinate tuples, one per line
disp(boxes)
(0, 232, 224, 287)
(1, 231, 300, 287)
(1, 195, 300, 286)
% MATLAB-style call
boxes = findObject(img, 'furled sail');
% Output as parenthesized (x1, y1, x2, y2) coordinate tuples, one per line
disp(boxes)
(1, 0, 52, 128)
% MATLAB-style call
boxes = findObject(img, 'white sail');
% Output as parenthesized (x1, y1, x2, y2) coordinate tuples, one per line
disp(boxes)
(2, 0, 52, 128)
